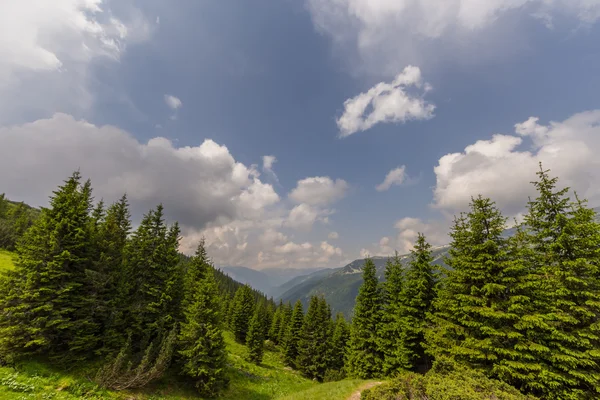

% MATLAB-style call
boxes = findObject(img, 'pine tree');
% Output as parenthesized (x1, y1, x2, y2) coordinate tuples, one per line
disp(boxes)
(122, 204, 181, 351)
(346, 258, 384, 378)
(297, 296, 333, 380)
(278, 301, 293, 345)
(427, 196, 532, 384)
(269, 301, 283, 344)
(330, 313, 350, 372)
(0, 172, 99, 360)
(398, 233, 437, 372)
(92, 195, 132, 355)
(377, 253, 404, 376)
(506, 166, 600, 399)
(246, 308, 265, 364)
(178, 241, 229, 397)
(231, 284, 255, 343)
(283, 300, 304, 368)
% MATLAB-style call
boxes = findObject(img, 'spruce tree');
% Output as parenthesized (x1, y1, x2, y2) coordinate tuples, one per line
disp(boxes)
(346, 258, 384, 378)
(377, 253, 404, 376)
(283, 300, 304, 368)
(269, 301, 283, 344)
(246, 308, 265, 364)
(231, 284, 255, 343)
(427, 196, 533, 385)
(278, 301, 293, 344)
(398, 233, 437, 372)
(178, 241, 228, 397)
(0, 172, 99, 361)
(330, 313, 350, 372)
(297, 296, 333, 380)
(507, 166, 600, 399)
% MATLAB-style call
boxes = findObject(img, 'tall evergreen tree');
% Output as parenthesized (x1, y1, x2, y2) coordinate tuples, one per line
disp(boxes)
(297, 296, 333, 380)
(278, 301, 293, 345)
(283, 300, 304, 368)
(506, 166, 600, 399)
(178, 241, 228, 397)
(346, 258, 384, 379)
(246, 308, 265, 364)
(377, 253, 404, 376)
(398, 233, 437, 372)
(330, 313, 350, 372)
(427, 196, 532, 385)
(231, 284, 255, 343)
(0, 172, 98, 360)
(269, 301, 283, 344)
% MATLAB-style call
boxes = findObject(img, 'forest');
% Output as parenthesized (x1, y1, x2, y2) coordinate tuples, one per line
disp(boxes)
(0, 164, 598, 400)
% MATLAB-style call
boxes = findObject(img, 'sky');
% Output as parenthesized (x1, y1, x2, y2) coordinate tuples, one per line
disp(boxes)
(1, 0, 600, 270)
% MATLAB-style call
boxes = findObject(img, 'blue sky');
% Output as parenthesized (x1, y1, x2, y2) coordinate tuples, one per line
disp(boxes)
(1, 0, 600, 269)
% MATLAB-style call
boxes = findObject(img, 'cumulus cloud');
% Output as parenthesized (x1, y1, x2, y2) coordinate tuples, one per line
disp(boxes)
(0, 0, 150, 123)
(376, 166, 407, 191)
(306, 0, 600, 75)
(337, 66, 434, 137)
(164, 95, 183, 110)
(433, 110, 600, 217)
(262, 155, 279, 182)
(0, 113, 278, 228)
(0, 113, 347, 269)
(289, 176, 349, 206)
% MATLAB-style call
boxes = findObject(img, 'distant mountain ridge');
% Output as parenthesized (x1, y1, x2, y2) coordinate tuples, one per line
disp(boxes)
(278, 207, 600, 317)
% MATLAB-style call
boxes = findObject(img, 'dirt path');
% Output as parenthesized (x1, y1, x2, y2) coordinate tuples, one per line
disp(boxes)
(346, 381, 383, 400)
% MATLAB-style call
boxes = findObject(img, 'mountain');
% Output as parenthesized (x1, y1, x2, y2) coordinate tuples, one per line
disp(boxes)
(219, 266, 329, 297)
(278, 247, 449, 317)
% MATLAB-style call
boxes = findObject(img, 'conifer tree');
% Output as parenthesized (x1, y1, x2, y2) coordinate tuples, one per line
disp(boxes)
(246, 308, 265, 364)
(377, 253, 404, 375)
(427, 196, 531, 383)
(346, 258, 384, 378)
(330, 313, 350, 372)
(0, 172, 98, 360)
(269, 301, 283, 344)
(178, 241, 228, 397)
(398, 233, 437, 372)
(278, 301, 293, 344)
(506, 166, 600, 399)
(122, 204, 181, 351)
(297, 296, 333, 380)
(231, 284, 255, 343)
(283, 300, 304, 368)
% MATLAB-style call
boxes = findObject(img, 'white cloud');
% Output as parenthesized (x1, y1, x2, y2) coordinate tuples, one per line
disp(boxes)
(376, 165, 407, 191)
(0, 0, 150, 123)
(306, 0, 600, 75)
(328, 231, 339, 239)
(0, 113, 347, 270)
(262, 155, 279, 182)
(289, 176, 349, 206)
(164, 94, 183, 110)
(285, 203, 332, 231)
(337, 66, 434, 137)
(433, 110, 600, 217)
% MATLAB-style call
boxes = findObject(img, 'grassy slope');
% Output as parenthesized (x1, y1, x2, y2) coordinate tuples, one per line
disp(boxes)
(0, 330, 370, 400)
(0, 250, 15, 273)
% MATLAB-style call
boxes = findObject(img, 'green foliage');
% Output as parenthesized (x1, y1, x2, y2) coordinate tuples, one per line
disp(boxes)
(283, 300, 304, 368)
(269, 300, 283, 344)
(178, 241, 229, 397)
(398, 233, 437, 372)
(329, 313, 350, 373)
(0, 194, 39, 251)
(346, 258, 384, 379)
(296, 295, 333, 381)
(377, 253, 404, 375)
(246, 309, 265, 364)
(278, 301, 293, 345)
(362, 359, 537, 400)
(231, 284, 255, 343)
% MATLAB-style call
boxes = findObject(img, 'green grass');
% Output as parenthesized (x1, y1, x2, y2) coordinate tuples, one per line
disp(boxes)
(0, 331, 372, 400)
(278, 380, 377, 400)
(0, 250, 16, 273)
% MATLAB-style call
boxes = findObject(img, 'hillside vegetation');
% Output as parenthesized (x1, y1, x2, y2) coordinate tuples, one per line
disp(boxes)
(0, 250, 15, 272)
